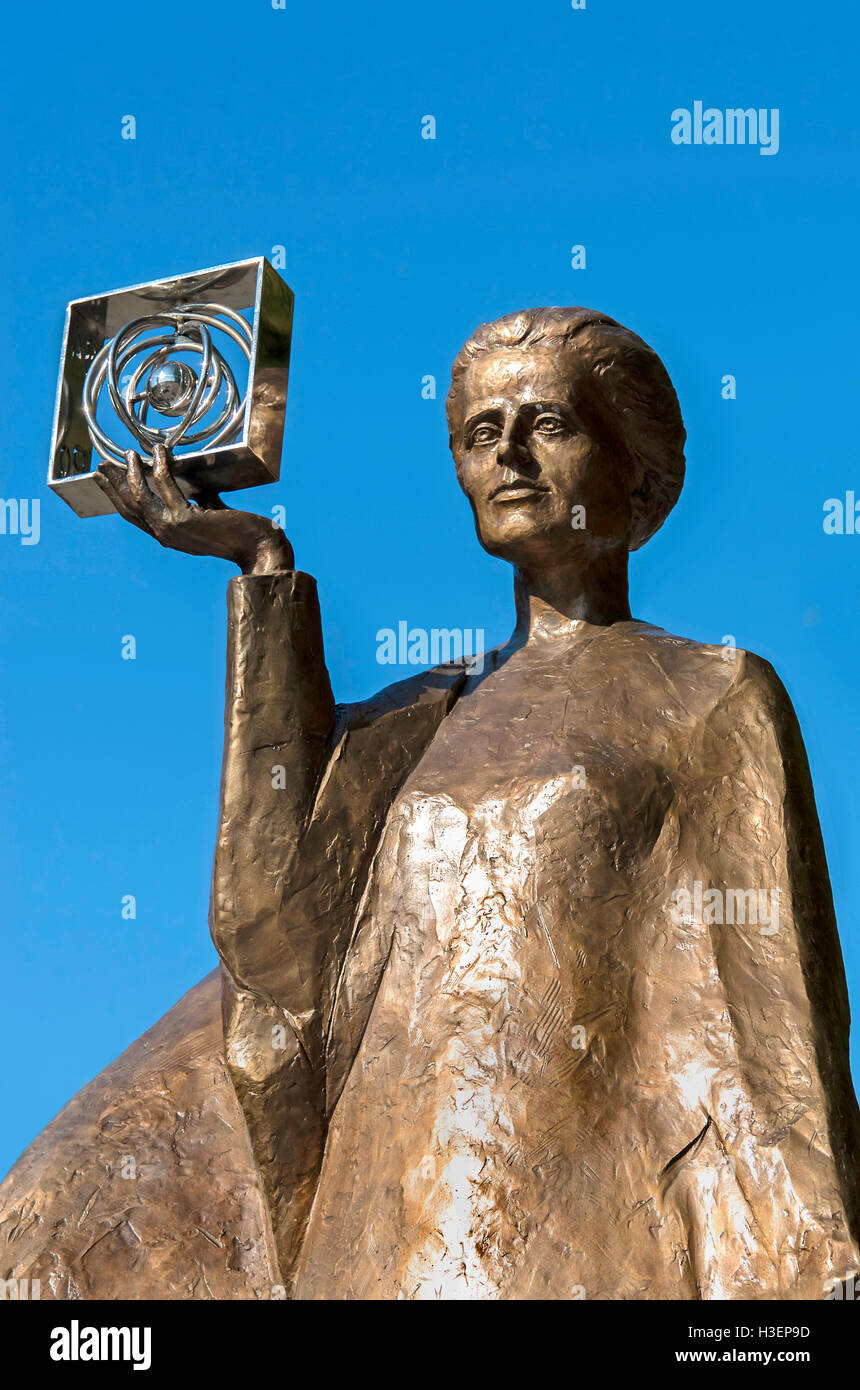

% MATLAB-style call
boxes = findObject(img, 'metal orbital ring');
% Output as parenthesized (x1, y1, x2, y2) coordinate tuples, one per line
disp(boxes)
(82, 301, 252, 465)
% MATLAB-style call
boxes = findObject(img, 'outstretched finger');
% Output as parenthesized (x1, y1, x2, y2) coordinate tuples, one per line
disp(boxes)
(150, 443, 189, 515)
(125, 450, 169, 525)
(95, 463, 155, 535)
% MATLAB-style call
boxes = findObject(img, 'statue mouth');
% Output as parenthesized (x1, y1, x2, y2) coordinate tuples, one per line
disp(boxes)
(490, 482, 550, 502)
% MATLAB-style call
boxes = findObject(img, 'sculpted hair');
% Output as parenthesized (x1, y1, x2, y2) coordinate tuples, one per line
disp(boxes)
(446, 307, 687, 551)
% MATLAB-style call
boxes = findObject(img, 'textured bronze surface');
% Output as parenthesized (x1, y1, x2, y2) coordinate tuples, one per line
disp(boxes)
(0, 972, 276, 1298)
(4, 306, 859, 1299)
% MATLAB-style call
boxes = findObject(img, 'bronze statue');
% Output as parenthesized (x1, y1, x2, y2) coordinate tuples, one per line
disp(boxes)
(3, 307, 859, 1300)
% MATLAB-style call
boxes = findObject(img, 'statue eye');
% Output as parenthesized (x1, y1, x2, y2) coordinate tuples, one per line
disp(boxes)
(533, 413, 566, 435)
(469, 423, 501, 447)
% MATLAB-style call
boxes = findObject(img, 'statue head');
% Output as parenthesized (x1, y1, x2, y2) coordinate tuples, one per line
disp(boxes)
(446, 308, 686, 572)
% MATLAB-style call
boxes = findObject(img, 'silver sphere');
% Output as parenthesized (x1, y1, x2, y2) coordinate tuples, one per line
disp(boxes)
(146, 360, 197, 416)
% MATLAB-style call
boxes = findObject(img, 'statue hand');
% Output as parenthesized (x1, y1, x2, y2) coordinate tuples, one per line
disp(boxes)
(94, 445, 294, 575)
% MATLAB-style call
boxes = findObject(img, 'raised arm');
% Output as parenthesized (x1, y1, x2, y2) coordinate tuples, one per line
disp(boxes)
(96, 446, 339, 1286)
(95, 446, 468, 1288)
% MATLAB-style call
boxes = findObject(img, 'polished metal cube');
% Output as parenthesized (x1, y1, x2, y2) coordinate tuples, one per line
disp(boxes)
(48, 256, 293, 518)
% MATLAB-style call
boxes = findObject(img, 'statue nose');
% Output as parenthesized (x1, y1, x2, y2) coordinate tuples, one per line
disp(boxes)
(498, 429, 531, 469)
(498, 427, 520, 460)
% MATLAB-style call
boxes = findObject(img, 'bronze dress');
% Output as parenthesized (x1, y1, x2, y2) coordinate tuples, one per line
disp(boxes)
(3, 571, 859, 1300)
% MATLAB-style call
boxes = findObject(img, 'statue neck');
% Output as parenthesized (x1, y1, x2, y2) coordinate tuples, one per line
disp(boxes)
(512, 553, 632, 641)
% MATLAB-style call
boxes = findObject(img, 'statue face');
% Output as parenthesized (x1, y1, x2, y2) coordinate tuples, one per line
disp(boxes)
(456, 347, 633, 569)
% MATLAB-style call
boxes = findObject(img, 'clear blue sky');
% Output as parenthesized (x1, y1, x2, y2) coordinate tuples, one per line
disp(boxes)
(1, 0, 858, 1175)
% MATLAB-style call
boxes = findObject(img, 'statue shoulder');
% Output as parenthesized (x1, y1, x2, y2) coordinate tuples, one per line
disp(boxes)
(336, 659, 468, 732)
(614, 622, 792, 723)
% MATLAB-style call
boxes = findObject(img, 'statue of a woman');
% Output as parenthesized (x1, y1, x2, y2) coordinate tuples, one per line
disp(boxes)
(3, 307, 859, 1300)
